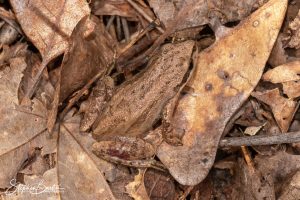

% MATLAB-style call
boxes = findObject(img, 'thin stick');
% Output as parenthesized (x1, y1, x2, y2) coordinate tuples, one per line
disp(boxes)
(125, 0, 164, 33)
(241, 146, 255, 173)
(105, 15, 115, 30)
(116, 16, 122, 41)
(121, 17, 130, 42)
(119, 19, 157, 55)
(219, 131, 300, 147)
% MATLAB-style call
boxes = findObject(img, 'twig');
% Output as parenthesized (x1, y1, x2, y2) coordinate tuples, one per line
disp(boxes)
(219, 131, 300, 147)
(116, 16, 122, 41)
(119, 19, 158, 55)
(121, 17, 130, 42)
(179, 186, 194, 200)
(125, 0, 164, 33)
(105, 15, 115, 30)
(241, 146, 255, 173)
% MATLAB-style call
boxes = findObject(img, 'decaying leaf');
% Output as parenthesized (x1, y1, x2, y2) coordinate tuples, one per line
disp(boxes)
(0, 56, 47, 188)
(144, 169, 177, 200)
(236, 158, 276, 200)
(282, 81, 300, 99)
(1, 112, 117, 199)
(125, 169, 150, 200)
(268, 34, 288, 67)
(286, 10, 300, 49)
(57, 115, 116, 200)
(157, 0, 288, 185)
(252, 88, 298, 133)
(149, 0, 263, 30)
(9, 0, 90, 60)
(278, 170, 300, 200)
(93, 0, 141, 20)
(0, 43, 27, 66)
(92, 40, 195, 139)
(244, 123, 265, 136)
(263, 61, 300, 83)
(59, 15, 117, 102)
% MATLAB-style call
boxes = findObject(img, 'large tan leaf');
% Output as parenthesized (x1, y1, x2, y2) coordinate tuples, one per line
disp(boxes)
(0, 57, 47, 188)
(58, 118, 116, 200)
(9, 0, 90, 60)
(157, 0, 288, 185)
(1, 113, 116, 200)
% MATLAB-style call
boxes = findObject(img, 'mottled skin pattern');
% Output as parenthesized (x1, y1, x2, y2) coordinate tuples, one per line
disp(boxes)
(92, 40, 195, 140)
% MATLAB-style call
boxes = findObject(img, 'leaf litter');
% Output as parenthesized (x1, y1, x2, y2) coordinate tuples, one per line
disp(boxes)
(1, 0, 300, 199)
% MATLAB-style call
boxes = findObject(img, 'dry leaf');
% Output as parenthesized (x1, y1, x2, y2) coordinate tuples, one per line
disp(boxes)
(93, 0, 138, 20)
(263, 61, 300, 83)
(278, 170, 300, 200)
(157, 0, 287, 185)
(1, 112, 116, 199)
(125, 169, 150, 200)
(10, 0, 90, 60)
(62, 112, 118, 182)
(287, 10, 300, 49)
(0, 56, 47, 188)
(244, 124, 265, 136)
(59, 15, 116, 102)
(144, 170, 177, 200)
(0, 43, 27, 66)
(268, 34, 288, 67)
(282, 80, 300, 99)
(235, 158, 276, 200)
(149, 0, 261, 30)
(252, 88, 298, 133)
(57, 116, 116, 200)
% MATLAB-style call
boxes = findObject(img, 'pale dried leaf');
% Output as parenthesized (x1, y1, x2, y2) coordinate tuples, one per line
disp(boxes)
(282, 81, 300, 99)
(263, 61, 300, 83)
(244, 124, 265, 136)
(252, 88, 298, 132)
(0, 57, 47, 188)
(62, 112, 118, 182)
(157, 0, 288, 185)
(125, 169, 150, 200)
(10, 0, 90, 60)
(58, 123, 116, 200)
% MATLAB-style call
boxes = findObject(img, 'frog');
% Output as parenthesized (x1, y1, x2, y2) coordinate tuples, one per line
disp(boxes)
(86, 40, 195, 167)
